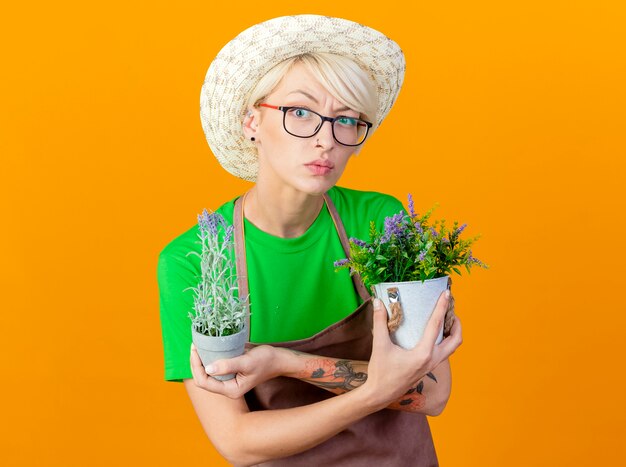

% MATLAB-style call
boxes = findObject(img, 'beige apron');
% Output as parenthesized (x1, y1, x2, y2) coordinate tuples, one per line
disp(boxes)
(233, 193, 439, 467)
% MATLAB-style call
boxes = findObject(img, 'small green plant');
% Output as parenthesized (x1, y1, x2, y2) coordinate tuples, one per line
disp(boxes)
(334, 194, 489, 291)
(185, 209, 249, 337)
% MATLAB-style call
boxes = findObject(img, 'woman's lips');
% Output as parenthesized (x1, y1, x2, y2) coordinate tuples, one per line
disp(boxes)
(305, 160, 334, 176)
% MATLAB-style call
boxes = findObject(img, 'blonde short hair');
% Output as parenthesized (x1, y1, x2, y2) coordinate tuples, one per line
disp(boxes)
(245, 52, 379, 135)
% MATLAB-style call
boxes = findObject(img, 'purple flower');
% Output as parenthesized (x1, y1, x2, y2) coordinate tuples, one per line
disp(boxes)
(349, 237, 368, 248)
(334, 258, 349, 268)
(198, 210, 227, 237)
(442, 237, 450, 244)
(224, 224, 234, 243)
(407, 193, 416, 219)
(467, 250, 486, 267)
(455, 223, 467, 235)
(430, 227, 438, 237)
(383, 211, 410, 242)
(418, 251, 427, 262)
(197, 209, 212, 234)
(414, 222, 424, 235)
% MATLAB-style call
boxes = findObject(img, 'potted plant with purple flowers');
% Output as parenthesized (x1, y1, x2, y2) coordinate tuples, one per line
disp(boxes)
(185, 209, 249, 381)
(335, 194, 488, 349)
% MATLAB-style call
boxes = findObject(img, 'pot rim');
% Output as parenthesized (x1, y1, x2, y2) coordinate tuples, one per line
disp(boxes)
(374, 275, 450, 286)
(191, 325, 247, 339)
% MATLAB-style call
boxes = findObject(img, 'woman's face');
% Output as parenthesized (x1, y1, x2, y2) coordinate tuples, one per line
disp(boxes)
(245, 63, 362, 197)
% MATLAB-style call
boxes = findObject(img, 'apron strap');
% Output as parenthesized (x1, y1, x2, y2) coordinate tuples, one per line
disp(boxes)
(322, 193, 372, 303)
(233, 191, 372, 340)
(233, 195, 250, 338)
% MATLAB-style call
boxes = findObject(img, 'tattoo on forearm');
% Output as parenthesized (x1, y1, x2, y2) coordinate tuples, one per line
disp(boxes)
(300, 358, 368, 393)
(392, 392, 426, 411)
(290, 351, 440, 413)
(390, 372, 438, 411)
(426, 372, 437, 383)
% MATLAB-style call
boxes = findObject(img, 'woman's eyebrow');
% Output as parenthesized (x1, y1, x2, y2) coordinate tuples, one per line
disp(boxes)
(286, 90, 318, 103)
(286, 90, 353, 113)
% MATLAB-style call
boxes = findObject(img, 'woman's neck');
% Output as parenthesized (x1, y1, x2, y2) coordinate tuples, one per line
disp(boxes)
(243, 185, 326, 238)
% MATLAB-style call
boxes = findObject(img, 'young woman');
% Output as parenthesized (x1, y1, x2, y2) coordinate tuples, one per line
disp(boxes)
(158, 15, 462, 466)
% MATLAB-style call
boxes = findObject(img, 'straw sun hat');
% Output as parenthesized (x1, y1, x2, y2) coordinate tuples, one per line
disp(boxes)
(200, 14, 406, 181)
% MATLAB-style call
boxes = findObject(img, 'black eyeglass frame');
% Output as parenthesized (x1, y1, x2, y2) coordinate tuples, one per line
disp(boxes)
(258, 103, 373, 147)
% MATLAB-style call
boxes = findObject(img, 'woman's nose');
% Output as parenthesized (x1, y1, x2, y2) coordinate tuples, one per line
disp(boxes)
(315, 119, 335, 147)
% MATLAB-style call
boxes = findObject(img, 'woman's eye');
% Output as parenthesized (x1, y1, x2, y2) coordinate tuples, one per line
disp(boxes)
(337, 117, 358, 126)
(292, 108, 311, 118)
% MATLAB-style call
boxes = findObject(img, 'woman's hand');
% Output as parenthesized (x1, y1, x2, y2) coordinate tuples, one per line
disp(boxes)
(190, 344, 282, 399)
(362, 291, 463, 410)
(443, 281, 457, 337)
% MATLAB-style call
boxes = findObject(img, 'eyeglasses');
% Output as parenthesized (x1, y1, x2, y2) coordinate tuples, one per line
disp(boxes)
(258, 103, 372, 147)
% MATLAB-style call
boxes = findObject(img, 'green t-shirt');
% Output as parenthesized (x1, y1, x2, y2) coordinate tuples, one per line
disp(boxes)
(158, 186, 404, 382)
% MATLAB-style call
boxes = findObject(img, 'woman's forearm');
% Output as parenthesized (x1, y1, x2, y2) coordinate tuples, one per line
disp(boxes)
(278, 347, 451, 415)
(210, 383, 385, 465)
(185, 380, 384, 465)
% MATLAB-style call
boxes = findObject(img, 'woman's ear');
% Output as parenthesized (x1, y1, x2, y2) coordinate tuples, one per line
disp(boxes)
(242, 108, 260, 141)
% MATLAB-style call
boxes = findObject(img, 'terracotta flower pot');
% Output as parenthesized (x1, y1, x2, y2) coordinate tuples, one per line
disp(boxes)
(373, 275, 449, 349)
(191, 326, 247, 381)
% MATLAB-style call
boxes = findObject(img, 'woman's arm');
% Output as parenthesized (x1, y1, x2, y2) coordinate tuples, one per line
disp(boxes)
(184, 374, 384, 466)
(200, 293, 459, 416)
(279, 348, 452, 415)
(186, 293, 462, 465)
(282, 288, 457, 414)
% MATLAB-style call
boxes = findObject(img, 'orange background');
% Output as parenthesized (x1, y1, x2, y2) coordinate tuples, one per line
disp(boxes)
(2, 1, 625, 466)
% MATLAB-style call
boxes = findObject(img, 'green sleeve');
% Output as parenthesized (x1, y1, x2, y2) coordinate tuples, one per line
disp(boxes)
(157, 239, 199, 382)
